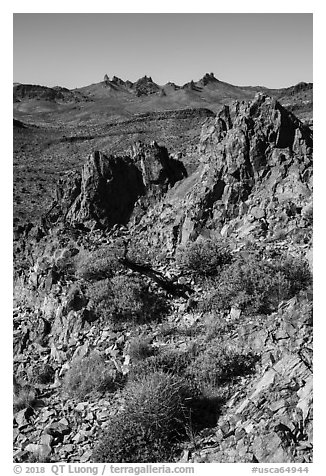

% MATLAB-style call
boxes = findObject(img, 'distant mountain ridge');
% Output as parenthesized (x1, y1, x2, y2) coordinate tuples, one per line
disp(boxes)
(13, 73, 313, 126)
(13, 83, 88, 103)
(13, 72, 313, 102)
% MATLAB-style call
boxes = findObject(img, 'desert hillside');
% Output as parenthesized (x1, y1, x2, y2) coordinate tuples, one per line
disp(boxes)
(13, 75, 313, 464)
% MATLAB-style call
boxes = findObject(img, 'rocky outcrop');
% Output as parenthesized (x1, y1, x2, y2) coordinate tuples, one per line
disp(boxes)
(130, 141, 187, 198)
(199, 72, 219, 86)
(132, 75, 160, 96)
(130, 94, 313, 252)
(46, 152, 142, 229)
(182, 80, 201, 91)
(46, 142, 187, 229)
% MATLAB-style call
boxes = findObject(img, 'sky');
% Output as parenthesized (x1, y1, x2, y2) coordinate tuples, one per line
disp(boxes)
(13, 13, 313, 90)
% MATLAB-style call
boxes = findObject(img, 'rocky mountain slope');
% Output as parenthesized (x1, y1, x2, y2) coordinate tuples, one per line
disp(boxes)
(13, 91, 313, 464)
(13, 73, 313, 225)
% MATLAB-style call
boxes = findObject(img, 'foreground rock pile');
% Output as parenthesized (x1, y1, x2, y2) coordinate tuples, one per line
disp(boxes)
(188, 297, 313, 463)
(13, 93, 313, 463)
(13, 283, 313, 463)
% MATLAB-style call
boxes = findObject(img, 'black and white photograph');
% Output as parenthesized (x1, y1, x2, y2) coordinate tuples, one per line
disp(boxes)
(12, 9, 313, 467)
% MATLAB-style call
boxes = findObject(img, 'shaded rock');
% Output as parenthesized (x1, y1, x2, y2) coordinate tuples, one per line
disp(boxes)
(65, 285, 87, 313)
(62, 151, 144, 228)
(44, 419, 70, 441)
(130, 141, 187, 200)
(30, 363, 55, 385)
(45, 143, 187, 230)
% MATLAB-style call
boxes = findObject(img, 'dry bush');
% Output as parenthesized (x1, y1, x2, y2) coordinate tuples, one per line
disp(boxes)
(74, 245, 122, 281)
(63, 352, 120, 400)
(128, 337, 154, 361)
(85, 274, 169, 323)
(185, 342, 258, 389)
(201, 253, 312, 315)
(13, 378, 37, 411)
(129, 347, 195, 382)
(176, 238, 232, 277)
(92, 371, 193, 462)
(85, 278, 114, 318)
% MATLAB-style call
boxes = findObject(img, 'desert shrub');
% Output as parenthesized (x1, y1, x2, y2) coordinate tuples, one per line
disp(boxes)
(176, 238, 232, 277)
(110, 275, 145, 318)
(126, 239, 156, 266)
(13, 379, 37, 411)
(75, 245, 121, 281)
(110, 275, 169, 323)
(202, 253, 312, 315)
(271, 256, 312, 297)
(185, 343, 258, 389)
(63, 352, 120, 400)
(92, 372, 193, 462)
(85, 275, 169, 322)
(128, 337, 154, 361)
(202, 313, 237, 342)
(129, 347, 196, 382)
(85, 279, 114, 318)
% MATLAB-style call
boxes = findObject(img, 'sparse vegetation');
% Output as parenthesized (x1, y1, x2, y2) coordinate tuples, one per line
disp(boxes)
(85, 274, 168, 322)
(85, 278, 114, 318)
(176, 238, 232, 277)
(75, 246, 121, 281)
(63, 352, 120, 400)
(201, 253, 312, 315)
(13, 379, 37, 411)
(129, 347, 196, 381)
(128, 337, 154, 361)
(110, 275, 147, 320)
(92, 372, 193, 462)
(185, 342, 259, 389)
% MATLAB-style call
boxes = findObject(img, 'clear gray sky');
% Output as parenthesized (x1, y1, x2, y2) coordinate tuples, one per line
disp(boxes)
(13, 13, 312, 89)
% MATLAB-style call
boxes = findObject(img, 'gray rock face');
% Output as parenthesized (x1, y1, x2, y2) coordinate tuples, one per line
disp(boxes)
(66, 151, 144, 228)
(46, 143, 187, 229)
(130, 141, 187, 199)
(131, 94, 313, 251)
